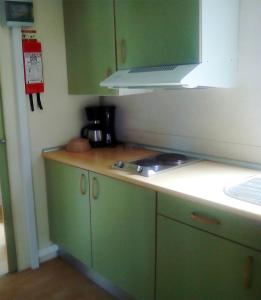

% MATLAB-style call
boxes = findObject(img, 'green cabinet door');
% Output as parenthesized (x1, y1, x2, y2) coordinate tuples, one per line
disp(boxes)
(157, 216, 261, 300)
(115, 0, 200, 70)
(45, 160, 92, 266)
(0, 95, 17, 272)
(0, 98, 4, 139)
(90, 172, 156, 300)
(63, 0, 117, 95)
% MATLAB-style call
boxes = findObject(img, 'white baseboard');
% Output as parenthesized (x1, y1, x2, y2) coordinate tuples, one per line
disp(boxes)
(38, 245, 59, 263)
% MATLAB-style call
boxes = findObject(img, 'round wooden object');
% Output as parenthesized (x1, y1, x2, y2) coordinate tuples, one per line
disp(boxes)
(65, 138, 91, 153)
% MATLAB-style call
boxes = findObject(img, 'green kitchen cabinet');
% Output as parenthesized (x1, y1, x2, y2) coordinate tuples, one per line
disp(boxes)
(63, 0, 200, 95)
(90, 172, 156, 300)
(45, 160, 92, 266)
(157, 215, 261, 300)
(0, 93, 17, 272)
(63, 0, 117, 95)
(0, 100, 4, 139)
(115, 0, 200, 70)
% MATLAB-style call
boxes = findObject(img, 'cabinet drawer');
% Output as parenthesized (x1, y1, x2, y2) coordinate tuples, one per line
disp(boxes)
(158, 193, 261, 252)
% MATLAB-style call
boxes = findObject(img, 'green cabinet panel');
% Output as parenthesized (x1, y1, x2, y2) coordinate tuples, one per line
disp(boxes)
(115, 0, 200, 70)
(0, 143, 17, 272)
(158, 192, 261, 252)
(63, 0, 117, 95)
(0, 98, 4, 139)
(45, 160, 91, 266)
(157, 216, 261, 300)
(90, 172, 156, 300)
(0, 95, 17, 272)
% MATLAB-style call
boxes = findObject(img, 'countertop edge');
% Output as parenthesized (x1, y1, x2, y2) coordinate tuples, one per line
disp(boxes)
(42, 151, 261, 222)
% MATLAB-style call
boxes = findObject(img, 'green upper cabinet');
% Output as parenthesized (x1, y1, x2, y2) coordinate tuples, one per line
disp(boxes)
(63, 0, 117, 95)
(90, 172, 156, 300)
(63, 0, 201, 95)
(157, 216, 261, 300)
(115, 0, 200, 70)
(45, 160, 92, 266)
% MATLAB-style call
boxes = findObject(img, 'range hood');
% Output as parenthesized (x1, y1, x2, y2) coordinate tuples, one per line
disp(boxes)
(100, 61, 237, 89)
(101, 0, 239, 90)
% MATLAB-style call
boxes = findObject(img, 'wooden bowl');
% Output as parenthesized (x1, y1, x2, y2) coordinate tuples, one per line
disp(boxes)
(65, 138, 91, 153)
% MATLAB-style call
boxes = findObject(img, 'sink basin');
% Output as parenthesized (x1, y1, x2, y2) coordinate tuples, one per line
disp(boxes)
(224, 176, 261, 205)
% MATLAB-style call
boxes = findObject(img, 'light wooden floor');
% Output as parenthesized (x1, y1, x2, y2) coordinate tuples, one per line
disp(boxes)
(0, 259, 116, 300)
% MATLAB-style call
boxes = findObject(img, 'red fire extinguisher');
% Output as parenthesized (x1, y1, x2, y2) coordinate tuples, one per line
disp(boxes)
(22, 30, 44, 111)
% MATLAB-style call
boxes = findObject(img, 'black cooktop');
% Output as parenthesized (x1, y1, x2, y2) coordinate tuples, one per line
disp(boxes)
(133, 153, 188, 167)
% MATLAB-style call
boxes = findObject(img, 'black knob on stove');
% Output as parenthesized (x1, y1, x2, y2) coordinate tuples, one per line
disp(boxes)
(136, 165, 143, 173)
(115, 161, 124, 168)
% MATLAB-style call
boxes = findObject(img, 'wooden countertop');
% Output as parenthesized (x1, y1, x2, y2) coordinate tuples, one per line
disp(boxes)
(43, 146, 261, 221)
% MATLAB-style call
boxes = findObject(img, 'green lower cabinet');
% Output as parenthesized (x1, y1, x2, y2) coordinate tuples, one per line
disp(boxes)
(45, 160, 92, 266)
(90, 172, 156, 300)
(157, 216, 261, 300)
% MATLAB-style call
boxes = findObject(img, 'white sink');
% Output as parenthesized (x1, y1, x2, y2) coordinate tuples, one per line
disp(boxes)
(224, 176, 261, 205)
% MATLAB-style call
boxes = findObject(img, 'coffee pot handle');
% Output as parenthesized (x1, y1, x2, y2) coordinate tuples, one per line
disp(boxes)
(81, 126, 89, 138)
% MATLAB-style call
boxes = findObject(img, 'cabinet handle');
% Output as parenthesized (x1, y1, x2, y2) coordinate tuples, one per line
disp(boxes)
(118, 38, 127, 65)
(244, 256, 253, 289)
(106, 67, 112, 78)
(92, 177, 99, 200)
(191, 212, 220, 225)
(80, 174, 87, 195)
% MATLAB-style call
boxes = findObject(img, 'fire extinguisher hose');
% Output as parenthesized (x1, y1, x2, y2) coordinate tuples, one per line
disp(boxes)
(36, 93, 43, 110)
(29, 94, 34, 111)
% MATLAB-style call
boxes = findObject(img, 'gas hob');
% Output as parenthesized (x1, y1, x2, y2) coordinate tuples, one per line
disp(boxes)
(113, 153, 199, 177)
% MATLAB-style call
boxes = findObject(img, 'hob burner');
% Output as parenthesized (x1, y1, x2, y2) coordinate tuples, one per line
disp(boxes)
(133, 158, 160, 167)
(155, 153, 188, 165)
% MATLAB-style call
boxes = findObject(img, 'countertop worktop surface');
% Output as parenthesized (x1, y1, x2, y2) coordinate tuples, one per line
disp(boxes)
(43, 146, 261, 221)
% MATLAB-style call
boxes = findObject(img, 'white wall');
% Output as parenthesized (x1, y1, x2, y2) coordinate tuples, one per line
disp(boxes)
(0, 0, 98, 269)
(30, 0, 98, 251)
(106, 0, 261, 164)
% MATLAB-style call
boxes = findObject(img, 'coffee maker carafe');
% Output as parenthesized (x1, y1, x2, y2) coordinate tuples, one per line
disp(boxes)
(81, 106, 103, 148)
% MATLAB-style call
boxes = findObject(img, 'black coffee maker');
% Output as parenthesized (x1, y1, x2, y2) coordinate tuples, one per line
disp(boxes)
(102, 106, 116, 147)
(81, 105, 116, 147)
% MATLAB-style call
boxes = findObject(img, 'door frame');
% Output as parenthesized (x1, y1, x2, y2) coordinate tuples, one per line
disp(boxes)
(0, 93, 17, 273)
